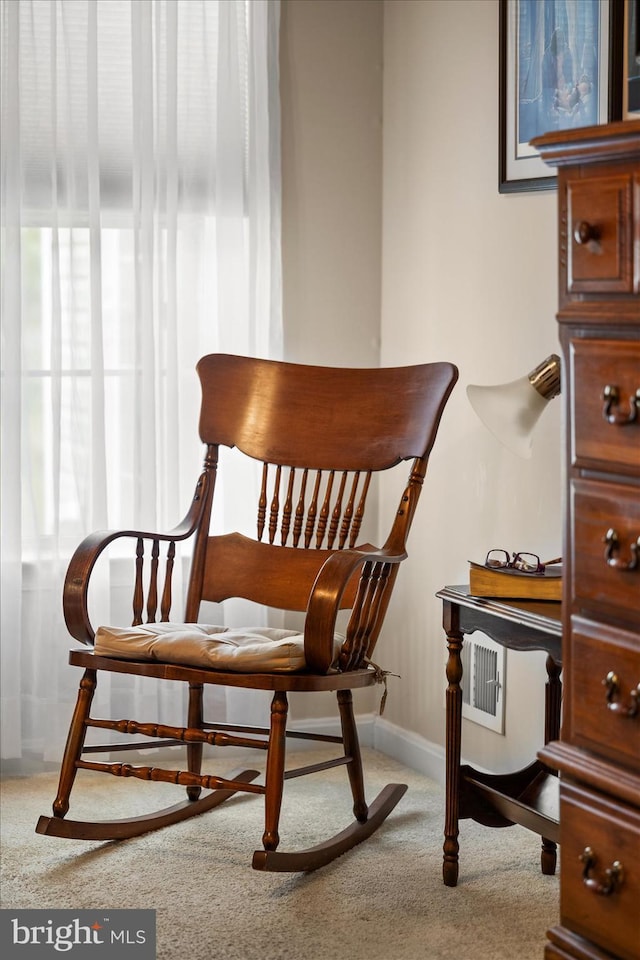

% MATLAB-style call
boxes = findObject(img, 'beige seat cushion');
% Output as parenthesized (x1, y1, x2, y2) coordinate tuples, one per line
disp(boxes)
(94, 623, 343, 673)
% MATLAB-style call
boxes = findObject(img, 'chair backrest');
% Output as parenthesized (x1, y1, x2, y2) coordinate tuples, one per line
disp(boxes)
(183, 354, 457, 669)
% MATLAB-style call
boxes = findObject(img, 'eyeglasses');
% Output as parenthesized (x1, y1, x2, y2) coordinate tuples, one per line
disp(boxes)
(484, 550, 562, 574)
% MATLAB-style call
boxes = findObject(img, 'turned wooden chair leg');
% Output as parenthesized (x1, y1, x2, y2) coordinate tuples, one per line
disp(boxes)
(253, 688, 407, 873)
(186, 683, 204, 801)
(337, 689, 368, 822)
(52, 669, 96, 818)
(262, 691, 288, 852)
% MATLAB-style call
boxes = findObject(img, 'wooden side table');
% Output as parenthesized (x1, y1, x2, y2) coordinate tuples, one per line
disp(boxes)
(437, 585, 563, 887)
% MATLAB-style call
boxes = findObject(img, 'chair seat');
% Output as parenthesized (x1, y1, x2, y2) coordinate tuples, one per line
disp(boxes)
(94, 623, 343, 673)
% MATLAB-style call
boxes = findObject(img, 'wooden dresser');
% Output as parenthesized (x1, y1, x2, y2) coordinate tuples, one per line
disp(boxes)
(532, 122, 640, 960)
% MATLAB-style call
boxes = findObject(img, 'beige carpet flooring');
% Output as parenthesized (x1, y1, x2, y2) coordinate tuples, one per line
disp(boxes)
(1, 747, 559, 960)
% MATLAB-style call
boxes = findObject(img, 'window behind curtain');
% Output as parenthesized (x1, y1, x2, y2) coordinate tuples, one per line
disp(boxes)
(0, 0, 282, 763)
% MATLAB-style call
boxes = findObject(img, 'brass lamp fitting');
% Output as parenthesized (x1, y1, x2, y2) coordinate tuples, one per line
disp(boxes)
(528, 354, 561, 401)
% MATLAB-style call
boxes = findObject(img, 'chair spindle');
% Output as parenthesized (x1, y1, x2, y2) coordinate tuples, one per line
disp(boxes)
(133, 538, 144, 625)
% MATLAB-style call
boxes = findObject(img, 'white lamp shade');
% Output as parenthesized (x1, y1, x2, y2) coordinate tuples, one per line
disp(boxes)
(466, 376, 551, 459)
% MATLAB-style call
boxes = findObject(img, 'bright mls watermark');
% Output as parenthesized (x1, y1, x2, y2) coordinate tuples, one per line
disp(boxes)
(0, 910, 156, 958)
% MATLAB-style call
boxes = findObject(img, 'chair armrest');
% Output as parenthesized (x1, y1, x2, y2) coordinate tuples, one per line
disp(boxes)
(304, 546, 406, 673)
(63, 522, 198, 646)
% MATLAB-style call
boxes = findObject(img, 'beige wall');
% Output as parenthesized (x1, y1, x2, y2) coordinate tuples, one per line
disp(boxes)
(280, 0, 383, 722)
(280, 0, 562, 773)
(378, 0, 561, 772)
(280, 0, 383, 367)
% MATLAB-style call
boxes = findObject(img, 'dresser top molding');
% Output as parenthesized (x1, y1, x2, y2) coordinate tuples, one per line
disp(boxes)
(531, 120, 640, 169)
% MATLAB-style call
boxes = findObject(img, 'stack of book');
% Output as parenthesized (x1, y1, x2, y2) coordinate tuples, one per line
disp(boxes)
(469, 561, 562, 601)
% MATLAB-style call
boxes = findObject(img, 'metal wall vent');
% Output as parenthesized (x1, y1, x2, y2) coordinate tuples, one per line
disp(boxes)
(461, 635, 506, 734)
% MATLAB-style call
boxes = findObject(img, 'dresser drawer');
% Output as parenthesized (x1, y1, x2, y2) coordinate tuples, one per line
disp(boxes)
(566, 173, 634, 295)
(571, 478, 640, 625)
(570, 338, 640, 474)
(568, 616, 640, 772)
(546, 925, 634, 960)
(560, 782, 640, 960)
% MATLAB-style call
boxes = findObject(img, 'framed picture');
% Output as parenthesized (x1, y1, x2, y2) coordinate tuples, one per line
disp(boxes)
(499, 0, 625, 193)
(623, 0, 640, 116)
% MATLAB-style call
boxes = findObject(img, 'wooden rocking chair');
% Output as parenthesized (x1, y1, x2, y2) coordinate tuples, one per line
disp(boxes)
(36, 354, 457, 871)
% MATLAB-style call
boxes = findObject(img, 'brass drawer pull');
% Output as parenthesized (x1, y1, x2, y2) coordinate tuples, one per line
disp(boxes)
(603, 529, 640, 571)
(580, 847, 624, 896)
(602, 385, 640, 425)
(603, 672, 640, 718)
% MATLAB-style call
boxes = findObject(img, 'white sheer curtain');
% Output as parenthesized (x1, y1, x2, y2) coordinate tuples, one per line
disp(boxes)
(0, 0, 282, 766)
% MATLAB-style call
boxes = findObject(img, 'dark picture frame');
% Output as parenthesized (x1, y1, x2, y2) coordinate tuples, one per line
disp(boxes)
(499, 0, 625, 193)
(623, 0, 640, 116)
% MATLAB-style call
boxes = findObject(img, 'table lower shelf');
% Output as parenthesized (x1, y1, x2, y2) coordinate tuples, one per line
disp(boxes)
(459, 759, 560, 843)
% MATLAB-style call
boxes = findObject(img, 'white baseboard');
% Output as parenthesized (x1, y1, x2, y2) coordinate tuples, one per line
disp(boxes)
(372, 716, 445, 784)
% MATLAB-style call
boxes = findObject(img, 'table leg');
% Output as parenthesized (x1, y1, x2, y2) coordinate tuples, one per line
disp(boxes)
(541, 654, 562, 876)
(443, 602, 464, 887)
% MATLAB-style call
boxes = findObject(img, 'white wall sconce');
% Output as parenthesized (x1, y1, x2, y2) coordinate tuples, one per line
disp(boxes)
(466, 354, 561, 459)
